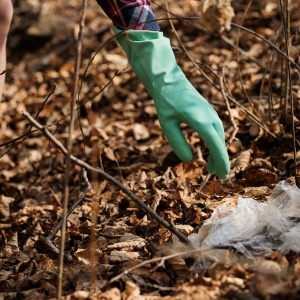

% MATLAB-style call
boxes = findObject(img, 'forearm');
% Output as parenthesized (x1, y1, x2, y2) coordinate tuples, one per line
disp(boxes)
(0, 0, 13, 101)
(95, 0, 159, 31)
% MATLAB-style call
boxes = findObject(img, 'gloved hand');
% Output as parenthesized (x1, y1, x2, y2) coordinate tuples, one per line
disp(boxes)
(113, 28, 230, 179)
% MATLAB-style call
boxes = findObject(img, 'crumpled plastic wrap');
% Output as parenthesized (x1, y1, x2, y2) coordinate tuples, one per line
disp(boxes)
(193, 181, 300, 258)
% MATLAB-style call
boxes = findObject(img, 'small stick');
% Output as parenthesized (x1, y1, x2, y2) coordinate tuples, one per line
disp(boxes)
(220, 70, 239, 147)
(199, 174, 212, 191)
(40, 169, 92, 259)
(108, 246, 216, 284)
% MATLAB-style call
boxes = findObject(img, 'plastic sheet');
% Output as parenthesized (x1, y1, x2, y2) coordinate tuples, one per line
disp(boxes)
(195, 181, 300, 258)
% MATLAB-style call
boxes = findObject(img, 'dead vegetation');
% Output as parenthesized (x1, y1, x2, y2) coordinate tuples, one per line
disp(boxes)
(1, 0, 300, 299)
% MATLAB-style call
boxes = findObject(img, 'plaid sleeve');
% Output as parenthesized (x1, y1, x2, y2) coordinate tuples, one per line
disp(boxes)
(96, 0, 160, 31)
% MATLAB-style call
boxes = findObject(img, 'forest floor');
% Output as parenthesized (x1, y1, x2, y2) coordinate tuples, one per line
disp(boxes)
(1, 0, 300, 299)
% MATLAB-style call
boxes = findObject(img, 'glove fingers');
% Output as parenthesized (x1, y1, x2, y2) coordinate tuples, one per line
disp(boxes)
(207, 155, 216, 175)
(161, 122, 193, 162)
(210, 114, 226, 144)
(193, 124, 229, 179)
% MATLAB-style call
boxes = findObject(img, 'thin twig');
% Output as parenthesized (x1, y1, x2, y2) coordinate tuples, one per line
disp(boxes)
(199, 174, 213, 191)
(234, 0, 262, 122)
(196, 61, 276, 137)
(57, 0, 87, 298)
(109, 246, 216, 284)
(165, 2, 216, 87)
(279, 0, 298, 185)
(260, 27, 282, 125)
(231, 23, 300, 72)
(22, 110, 193, 246)
(220, 69, 239, 146)
(40, 170, 92, 259)
(279, 0, 291, 121)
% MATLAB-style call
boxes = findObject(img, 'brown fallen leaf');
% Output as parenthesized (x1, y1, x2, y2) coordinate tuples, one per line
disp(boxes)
(132, 123, 150, 141)
(0, 154, 16, 168)
(123, 281, 141, 298)
(228, 139, 243, 155)
(109, 250, 140, 262)
(0, 195, 14, 220)
(184, 205, 203, 225)
(106, 233, 146, 251)
(231, 149, 252, 174)
(0, 232, 19, 258)
(252, 259, 297, 299)
(76, 248, 102, 265)
(175, 224, 194, 237)
(240, 158, 280, 186)
(174, 161, 205, 182)
(198, 0, 235, 33)
(202, 179, 227, 197)
(172, 284, 219, 300)
(94, 288, 122, 300)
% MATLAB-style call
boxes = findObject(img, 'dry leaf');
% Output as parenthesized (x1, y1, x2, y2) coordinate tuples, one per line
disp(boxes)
(228, 139, 243, 155)
(0, 154, 16, 168)
(0, 232, 19, 258)
(109, 250, 140, 262)
(76, 248, 102, 265)
(123, 281, 140, 298)
(185, 205, 203, 225)
(175, 224, 194, 236)
(198, 0, 235, 32)
(0, 195, 14, 220)
(174, 161, 205, 181)
(203, 180, 226, 197)
(91, 288, 122, 300)
(106, 233, 146, 251)
(175, 284, 219, 300)
(2, 1, 300, 298)
(133, 123, 150, 141)
(241, 158, 280, 185)
(231, 149, 252, 173)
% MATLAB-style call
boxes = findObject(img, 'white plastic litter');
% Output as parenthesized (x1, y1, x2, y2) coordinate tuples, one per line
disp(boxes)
(194, 181, 300, 258)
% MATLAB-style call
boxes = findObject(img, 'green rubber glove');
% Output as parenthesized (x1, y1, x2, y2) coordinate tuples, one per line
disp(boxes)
(113, 28, 230, 179)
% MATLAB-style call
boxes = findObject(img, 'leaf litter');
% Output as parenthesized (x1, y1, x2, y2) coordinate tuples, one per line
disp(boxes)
(1, 0, 300, 299)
